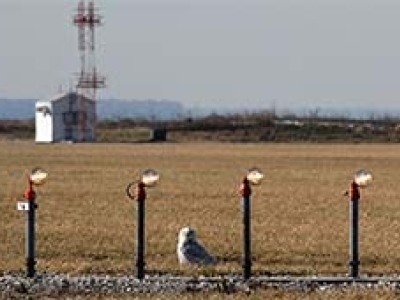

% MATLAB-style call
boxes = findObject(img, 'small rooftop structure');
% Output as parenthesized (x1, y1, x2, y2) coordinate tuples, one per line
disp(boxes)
(35, 92, 96, 143)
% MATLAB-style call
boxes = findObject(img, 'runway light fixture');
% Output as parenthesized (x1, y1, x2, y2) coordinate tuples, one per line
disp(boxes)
(141, 168, 160, 187)
(240, 167, 263, 280)
(126, 168, 160, 280)
(347, 169, 373, 278)
(246, 167, 264, 185)
(17, 167, 48, 278)
(353, 169, 373, 188)
(29, 167, 48, 186)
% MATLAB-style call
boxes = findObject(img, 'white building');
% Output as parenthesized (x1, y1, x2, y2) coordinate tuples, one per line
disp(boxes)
(35, 92, 96, 143)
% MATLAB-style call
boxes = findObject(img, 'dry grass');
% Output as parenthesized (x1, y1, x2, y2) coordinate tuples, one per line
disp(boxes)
(2, 141, 400, 278)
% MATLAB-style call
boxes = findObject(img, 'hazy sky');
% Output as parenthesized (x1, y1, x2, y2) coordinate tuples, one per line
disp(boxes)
(1, 0, 400, 112)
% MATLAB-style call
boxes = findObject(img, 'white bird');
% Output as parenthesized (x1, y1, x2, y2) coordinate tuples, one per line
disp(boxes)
(177, 227, 217, 265)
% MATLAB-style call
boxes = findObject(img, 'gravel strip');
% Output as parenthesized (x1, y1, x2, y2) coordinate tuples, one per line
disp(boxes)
(2, 272, 400, 297)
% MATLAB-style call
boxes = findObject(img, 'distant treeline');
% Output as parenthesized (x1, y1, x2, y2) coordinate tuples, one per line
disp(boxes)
(99, 111, 400, 143)
(2, 111, 400, 143)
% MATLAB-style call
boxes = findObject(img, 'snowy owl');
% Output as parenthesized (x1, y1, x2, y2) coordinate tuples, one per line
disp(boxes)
(177, 227, 217, 265)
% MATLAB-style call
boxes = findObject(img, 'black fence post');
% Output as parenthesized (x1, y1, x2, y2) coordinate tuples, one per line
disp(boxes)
(349, 181, 360, 278)
(136, 184, 146, 280)
(240, 177, 252, 280)
(24, 180, 37, 278)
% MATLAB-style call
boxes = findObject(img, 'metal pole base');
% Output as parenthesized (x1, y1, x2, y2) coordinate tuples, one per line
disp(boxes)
(349, 260, 360, 278)
(135, 262, 145, 280)
(26, 258, 36, 278)
(243, 261, 252, 280)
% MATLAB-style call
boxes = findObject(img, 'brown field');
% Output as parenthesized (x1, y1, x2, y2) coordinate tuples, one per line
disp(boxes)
(2, 141, 400, 280)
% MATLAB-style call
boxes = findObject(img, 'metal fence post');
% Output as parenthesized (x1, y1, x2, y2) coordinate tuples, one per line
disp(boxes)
(349, 181, 360, 278)
(240, 177, 252, 280)
(136, 182, 146, 280)
(26, 198, 37, 278)
(24, 179, 37, 278)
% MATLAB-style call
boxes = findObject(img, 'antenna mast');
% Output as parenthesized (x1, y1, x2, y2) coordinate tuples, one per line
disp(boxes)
(73, 0, 105, 141)
(74, 0, 105, 99)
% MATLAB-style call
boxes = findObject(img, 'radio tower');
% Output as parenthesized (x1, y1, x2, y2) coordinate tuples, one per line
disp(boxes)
(73, 0, 105, 141)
